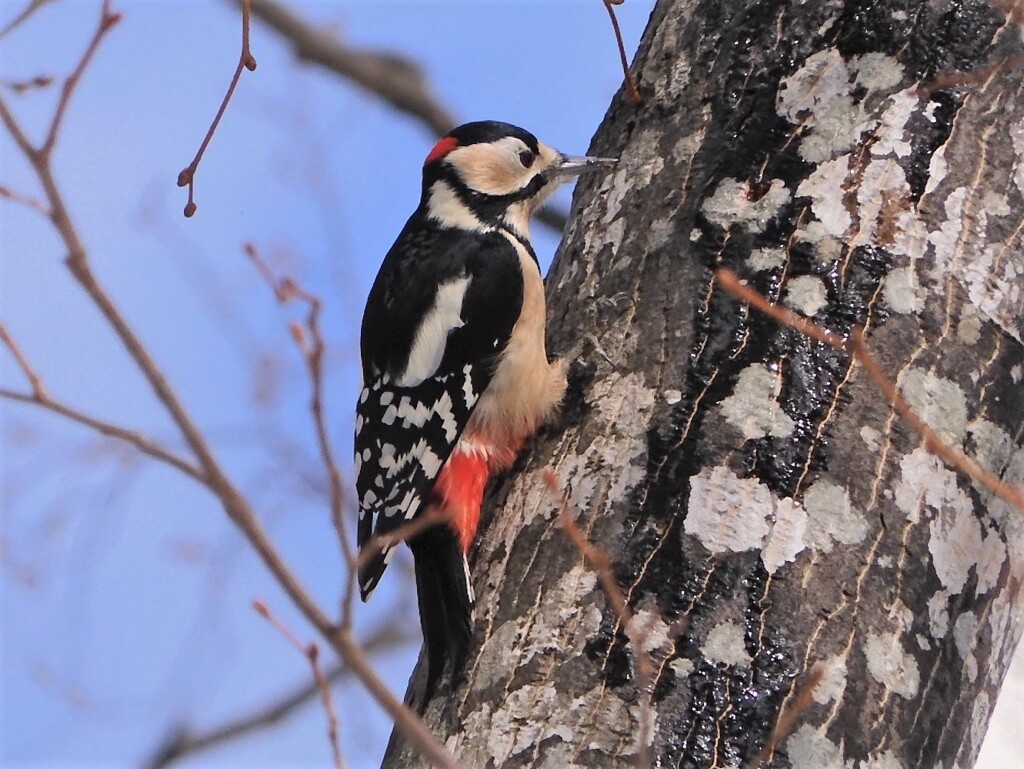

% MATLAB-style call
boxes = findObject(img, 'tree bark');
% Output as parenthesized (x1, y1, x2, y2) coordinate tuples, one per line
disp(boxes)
(384, 1, 1024, 767)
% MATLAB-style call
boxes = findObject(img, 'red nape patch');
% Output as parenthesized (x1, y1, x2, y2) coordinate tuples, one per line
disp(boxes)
(433, 447, 490, 553)
(424, 136, 460, 166)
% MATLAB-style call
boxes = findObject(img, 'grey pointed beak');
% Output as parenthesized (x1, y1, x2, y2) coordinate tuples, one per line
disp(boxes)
(553, 153, 618, 177)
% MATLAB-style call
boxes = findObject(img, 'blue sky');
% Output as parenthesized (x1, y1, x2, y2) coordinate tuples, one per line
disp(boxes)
(0, 1, 651, 767)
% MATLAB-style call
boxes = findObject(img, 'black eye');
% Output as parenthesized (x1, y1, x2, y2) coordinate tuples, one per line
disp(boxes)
(518, 149, 534, 168)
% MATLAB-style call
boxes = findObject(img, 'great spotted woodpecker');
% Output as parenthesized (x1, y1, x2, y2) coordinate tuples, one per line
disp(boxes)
(355, 120, 614, 702)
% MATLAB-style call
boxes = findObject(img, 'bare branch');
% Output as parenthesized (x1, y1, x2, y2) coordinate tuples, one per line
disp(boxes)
(176, 0, 256, 217)
(747, 664, 825, 769)
(716, 268, 1024, 512)
(0, 0, 59, 40)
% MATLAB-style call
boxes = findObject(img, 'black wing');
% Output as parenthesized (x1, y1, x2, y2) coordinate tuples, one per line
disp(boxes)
(355, 213, 523, 599)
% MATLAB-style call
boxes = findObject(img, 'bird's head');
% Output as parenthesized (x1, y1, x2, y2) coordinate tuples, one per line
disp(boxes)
(421, 120, 616, 238)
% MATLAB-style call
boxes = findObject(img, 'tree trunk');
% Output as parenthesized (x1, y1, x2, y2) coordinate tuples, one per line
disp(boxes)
(383, 1, 1024, 767)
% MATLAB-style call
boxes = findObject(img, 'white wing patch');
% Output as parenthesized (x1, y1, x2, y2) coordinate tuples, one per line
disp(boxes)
(397, 275, 472, 387)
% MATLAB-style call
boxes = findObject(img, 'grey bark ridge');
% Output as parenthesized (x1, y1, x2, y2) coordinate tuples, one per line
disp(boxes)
(382, 1, 1024, 767)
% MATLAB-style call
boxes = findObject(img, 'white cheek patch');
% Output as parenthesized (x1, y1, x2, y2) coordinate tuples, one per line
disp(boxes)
(397, 276, 472, 387)
(446, 138, 534, 197)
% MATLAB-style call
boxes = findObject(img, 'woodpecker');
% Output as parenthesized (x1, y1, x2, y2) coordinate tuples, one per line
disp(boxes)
(355, 120, 614, 703)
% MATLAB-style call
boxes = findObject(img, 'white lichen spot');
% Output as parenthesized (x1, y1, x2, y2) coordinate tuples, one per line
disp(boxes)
(653, 51, 692, 101)
(702, 177, 791, 233)
(923, 142, 948, 196)
(535, 745, 585, 769)
(954, 611, 979, 682)
(1012, 120, 1024, 197)
(703, 620, 751, 668)
(720, 363, 795, 439)
(927, 186, 967, 272)
(855, 157, 910, 245)
(803, 479, 869, 552)
(784, 275, 829, 316)
(797, 156, 852, 237)
(966, 418, 1014, 505)
(1010, 364, 1022, 384)
(812, 656, 848, 704)
(852, 52, 905, 92)
(762, 497, 808, 573)
(786, 724, 854, 769)
(686, 466, 771, 553)
(865, 630, 921, 698)
(796, 221, 845, 263)
(882, 265, 924, 314)
(898, 368, 968, 444)
(889, 598, 914, 633)
(860, 425, 882, 450)
(871, 89, 918, 158)
(664, 388, 682, 405)
(960, 241, 1024, 343)
(671, 657, 695, 679)
(777, 49, 864, 164)
(689, 227, 702, 241)
(928, 590, 950, 639)
(863, 750, 906, 769)
(929, 488, 986, 596)
(981, 190, 1011, 217)
(973, 528, 1006, 598)
(877, 555, 894, 568)
(626, 609, 673, 656)
(895, 447, 1004, 596)
(956, 303, 982, 344)
(748, 246, 786, 271)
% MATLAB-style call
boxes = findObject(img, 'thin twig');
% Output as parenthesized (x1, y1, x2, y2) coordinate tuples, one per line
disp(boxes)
(0, 183, 50, 218)
(0, 0, 59, 40)
(602, 0, 642, 104)
(1, 324, 204, 481)
(543, 471, 654, 769)
(0, 388, 206, 483)
(243, 243, 356, 621)
(308, 644, 346, 769)
(41, 0, 120, 159)
(176, 0, 256, 217)
(3, 74, 55, 93)
(353, 506, 447, 574)
(747, 664, 825, 769)
(253, 600, 346, 769)
(716, 268, 1024, 512)
(0, 323, 46, 396)
(917, 52, 1024, 99)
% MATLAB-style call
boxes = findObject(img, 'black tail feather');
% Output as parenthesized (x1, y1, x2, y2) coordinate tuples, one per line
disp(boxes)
(409, 525, 474, 710)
